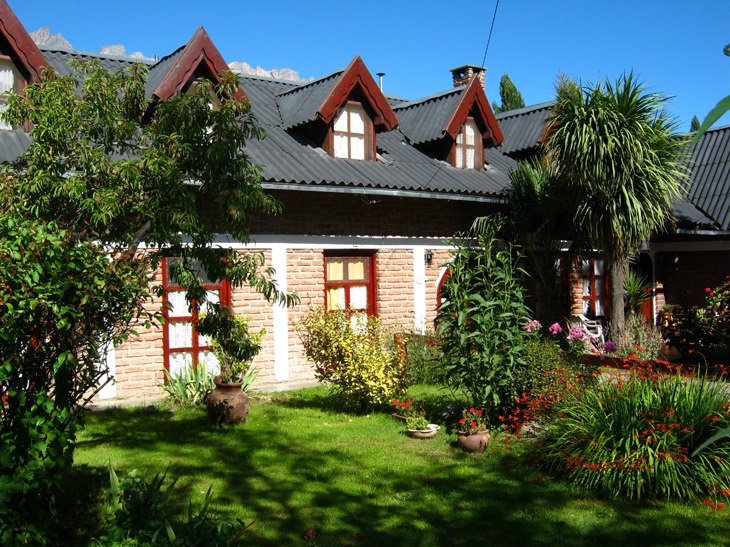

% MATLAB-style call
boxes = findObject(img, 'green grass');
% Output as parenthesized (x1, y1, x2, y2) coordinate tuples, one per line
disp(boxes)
(62, 386, 730, 546)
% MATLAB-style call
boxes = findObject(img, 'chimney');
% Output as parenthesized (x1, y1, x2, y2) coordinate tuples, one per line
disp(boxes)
(450, 65, 486, 90)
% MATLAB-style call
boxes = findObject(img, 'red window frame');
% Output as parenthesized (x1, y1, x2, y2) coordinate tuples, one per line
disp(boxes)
(324, 252, 377, 315)
(329, 101, 375, 161)
(161, 257, 231, 376)
(581, 258, 609, 318)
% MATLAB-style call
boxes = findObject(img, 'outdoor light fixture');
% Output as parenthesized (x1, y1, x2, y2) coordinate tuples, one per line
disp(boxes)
(425, 249, 433, 265)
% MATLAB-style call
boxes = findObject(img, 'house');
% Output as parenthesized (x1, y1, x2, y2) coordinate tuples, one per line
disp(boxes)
(0, 1, 520, 400)
(494, 102, 730, 325)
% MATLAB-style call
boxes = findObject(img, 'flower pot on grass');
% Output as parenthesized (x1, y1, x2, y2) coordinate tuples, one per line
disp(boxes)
(198, 308, 264, 426)
(407, 424, 440, 439)
(456, 406, 491, 452)
(206, 376, 250, 425)
(457, 430, 491, 452)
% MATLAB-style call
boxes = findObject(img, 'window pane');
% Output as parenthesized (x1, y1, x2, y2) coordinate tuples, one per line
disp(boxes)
(169, 352, 192, 378)
(169, 322, 193, 349)
(327, 259, 345, 281)
(0, 61, 17, 94)
(594, 279, 604, 296)
(455, 150, 464, 168)
(200, 290, 220, 315)
(594, 259, 605, 275)
(350, 285, 367, 309)
(581, 260, 591, 276)
(327, 287, 346, 310)
(595, 299, 605, 317)
(199, 351, 220, 376)
(583, 300, 590, 315)
(582, 278, 591, 296)
(350, 136, 365, 160)
(167, 291, 190, 318)
(347, 258, 367, 280)
(465, 120, 477, 145)
(333, 134, 348, 158)
(166, 258, 217, 285)
(333, 109, 348, 132)
(349, 107, 365, 134)
(466, 147, 475, 168)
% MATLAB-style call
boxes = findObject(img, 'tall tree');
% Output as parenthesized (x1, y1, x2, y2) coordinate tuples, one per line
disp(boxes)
(0, 61, 294, 539)
(492, 73, 526, 113)
(691, 115, 701, 132)
(544, 73, 687, 330)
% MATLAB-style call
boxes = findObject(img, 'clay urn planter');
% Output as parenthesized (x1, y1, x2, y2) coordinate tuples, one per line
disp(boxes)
(456, 430, 491, 453)
(205, 376, 250, 425)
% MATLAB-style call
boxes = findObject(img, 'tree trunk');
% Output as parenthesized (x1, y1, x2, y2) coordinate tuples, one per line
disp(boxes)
(609, 256, 628, 335)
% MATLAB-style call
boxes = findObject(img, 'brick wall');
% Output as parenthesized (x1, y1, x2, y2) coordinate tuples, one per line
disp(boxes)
(249, 190, 500, 238)
(655, 251, 730, 308)
(113, 269, 165, 399)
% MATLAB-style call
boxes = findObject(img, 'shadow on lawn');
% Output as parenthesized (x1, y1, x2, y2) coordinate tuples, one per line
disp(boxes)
(71, 406, 728, 547)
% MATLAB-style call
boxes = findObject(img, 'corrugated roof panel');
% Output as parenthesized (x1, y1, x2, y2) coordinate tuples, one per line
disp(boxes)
(686, 125, 730, 229)
(144, 46, 185, 97)
(393, 88, 463, 145)
(495, 101, 554, 155)
(276, 72, 341, 129)
(0, 129, 31, 162)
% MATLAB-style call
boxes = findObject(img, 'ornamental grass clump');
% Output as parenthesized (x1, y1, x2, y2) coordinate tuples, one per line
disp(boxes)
(538, 367, 730, 501)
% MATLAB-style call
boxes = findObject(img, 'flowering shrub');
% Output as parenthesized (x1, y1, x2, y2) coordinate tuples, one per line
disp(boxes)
(548, 322, 563, 336)
(458, 407, 488, 434)
(660, 275, 730, 361)
(612, 314, 664, 361)
(297, 307, 406, 411)
(537, 367, 730, 501)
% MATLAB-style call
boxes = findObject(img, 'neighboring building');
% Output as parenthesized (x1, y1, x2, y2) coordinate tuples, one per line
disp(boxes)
(495, 103, 730, 324)
(0, 2, 517, 400)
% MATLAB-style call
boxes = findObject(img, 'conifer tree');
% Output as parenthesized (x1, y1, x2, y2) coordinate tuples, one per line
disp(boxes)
(492, 73, 526, 113)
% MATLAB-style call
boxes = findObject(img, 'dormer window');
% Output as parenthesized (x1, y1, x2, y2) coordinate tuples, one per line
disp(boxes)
(454, 118, 482, 169)
(332, 101, 373, 160)
(0, 57, 23, 130)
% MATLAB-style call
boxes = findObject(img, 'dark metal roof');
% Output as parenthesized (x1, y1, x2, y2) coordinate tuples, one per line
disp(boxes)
(40, 48, 154, 77)
(144, 46, 185, 98)
(495, 101, 554, 156)
(0, 129, 31, 163)
(275, 71, 341, 129)
(686, 124, 730, 230)
(392, 87, 464, 145)
(671, 199, 717, 228)
(237, 75, 514, 199)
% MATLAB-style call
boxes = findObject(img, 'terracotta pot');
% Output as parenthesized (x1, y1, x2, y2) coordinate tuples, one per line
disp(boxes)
(205, 376, 250, 425)
(457, 430, 491, 453)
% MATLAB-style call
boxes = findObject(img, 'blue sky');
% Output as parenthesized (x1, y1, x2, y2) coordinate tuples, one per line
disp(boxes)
(12, 1, 730, 130)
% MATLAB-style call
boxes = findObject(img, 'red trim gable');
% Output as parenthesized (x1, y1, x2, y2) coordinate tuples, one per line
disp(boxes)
(152, 27, 247, 103)
(0, 0, 47, 83)
(444, 78, 503, 147)
(317, 56, 397, 132)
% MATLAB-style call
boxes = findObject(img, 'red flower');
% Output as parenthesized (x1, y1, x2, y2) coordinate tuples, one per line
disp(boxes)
(469, 407, 475, 413)
(305, 529, 316, 539)
(458, 418, 466, 424)
(476, 409, 483, 416)
(471, 421, 477, 429)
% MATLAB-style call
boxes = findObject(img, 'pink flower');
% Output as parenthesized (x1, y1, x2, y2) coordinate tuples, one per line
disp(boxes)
(549, 323, 563, 335)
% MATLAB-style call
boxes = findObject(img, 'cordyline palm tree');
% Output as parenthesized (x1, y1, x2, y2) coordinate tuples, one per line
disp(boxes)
(544, 73, 687, 330)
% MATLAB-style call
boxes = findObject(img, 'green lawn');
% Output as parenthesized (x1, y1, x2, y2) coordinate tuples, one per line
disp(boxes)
(63, 386, 729, 546)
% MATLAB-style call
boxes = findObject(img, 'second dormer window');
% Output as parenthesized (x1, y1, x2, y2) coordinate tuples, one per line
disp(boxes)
(0, 57, 23, 130)
(454, 118, 482, 169)
(333, 102, 371, 160)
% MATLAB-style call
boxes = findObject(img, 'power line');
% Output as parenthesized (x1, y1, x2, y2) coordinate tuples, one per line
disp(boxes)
(481, 0, 500, 68)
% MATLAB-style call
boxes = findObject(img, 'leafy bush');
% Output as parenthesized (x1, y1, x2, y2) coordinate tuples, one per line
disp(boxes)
(613, 314, 664, 361)
(513, 337, 571, 398)
(392, 331, 443, 386)
(437, 217, 531, 425)
(197, 308, 265, 384)
(297, 307, 406, 411)
(624, 270, 652, 316)
(538, 368, 730, 500)
(94, 467, 251, 545)
(659, 275, 730, 361)
(159, 361, 216, 406)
